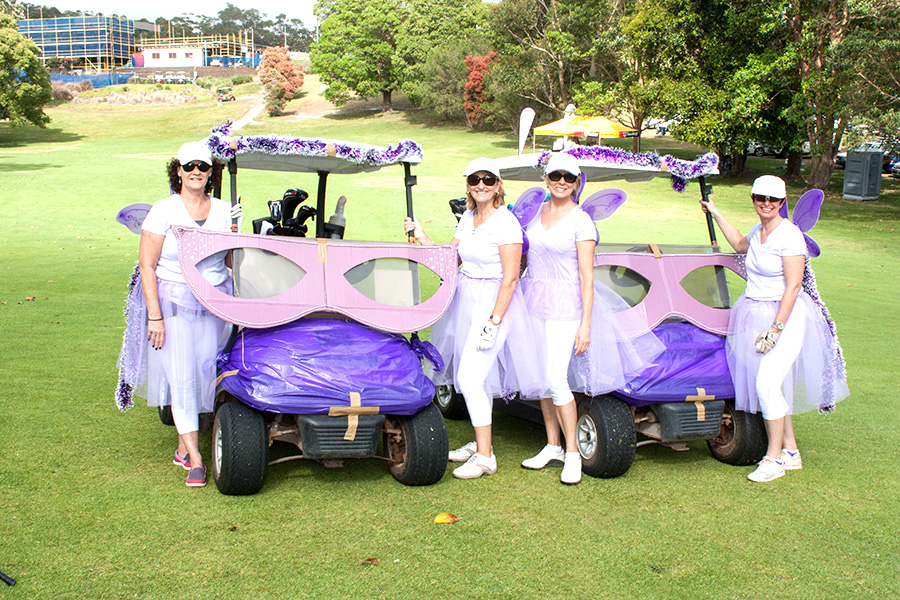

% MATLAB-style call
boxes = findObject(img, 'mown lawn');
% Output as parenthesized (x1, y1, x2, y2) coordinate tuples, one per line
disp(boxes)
(0, 99, 898, 599)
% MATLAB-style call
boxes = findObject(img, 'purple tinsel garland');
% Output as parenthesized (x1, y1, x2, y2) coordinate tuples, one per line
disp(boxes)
(115, 262, 143, 411)
(206, 121, 423, 166)
(537, 146, 719, 192)
(802, 258, 847, 413)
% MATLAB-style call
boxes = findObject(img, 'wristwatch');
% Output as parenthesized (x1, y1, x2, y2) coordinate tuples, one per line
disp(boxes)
(489, 315, 502, 326)
(773, 321, 785, 331)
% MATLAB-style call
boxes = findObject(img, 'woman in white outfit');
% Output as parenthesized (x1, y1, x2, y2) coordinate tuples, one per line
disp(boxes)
(405, 157, 543, 479)
(701, 175, 849, 482)
(518, 154, 664, 484)
(118, 141, 241, 487)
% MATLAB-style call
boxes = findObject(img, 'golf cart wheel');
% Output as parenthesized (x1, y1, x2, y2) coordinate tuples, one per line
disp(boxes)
(211, 400, 269, 496)
(158, 405, 174, 426)
(707, 400, 767, 466)
(433, 384, 468, 420)
(754, 147, 765, 157)
(576, 395, 635, 479)
(384, 402, 448, 486)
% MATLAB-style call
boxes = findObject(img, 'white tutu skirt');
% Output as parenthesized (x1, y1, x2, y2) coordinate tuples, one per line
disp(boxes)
(520, 278, 666, 397)
(117, 273, 232, 415)
(726, 292, 849, 415)
(428, 274, 545, 400)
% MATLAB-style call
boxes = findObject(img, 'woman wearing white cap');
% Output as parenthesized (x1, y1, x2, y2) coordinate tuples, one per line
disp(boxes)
(119, 141, 242, 487)
(405, 157, 543, 479)
(518, 153, 664, 484)
(700, 175, 849, 482)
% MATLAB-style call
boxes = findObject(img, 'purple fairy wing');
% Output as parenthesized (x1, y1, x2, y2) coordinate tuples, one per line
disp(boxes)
(792, 189, 824, 232)
(779, 202, 789, 219)
(804, 233, 821, 258)
(573, 172, 588, 205)
(116, 203, 153, 234)
(580, 188, 628, 221)
(511, 186, 546, 228)
(521, 231, 530, 255)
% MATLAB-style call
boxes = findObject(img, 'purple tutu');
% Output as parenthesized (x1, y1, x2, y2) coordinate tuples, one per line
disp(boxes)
(520, 278, 665, 397)
(116, 264, 232, 415)
(428, 273, 545, 400)
(727, 292, 849, 415)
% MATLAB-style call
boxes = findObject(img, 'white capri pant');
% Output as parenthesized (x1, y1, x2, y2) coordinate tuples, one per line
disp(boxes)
(455, 322, 504, 428)
(171, 404, 199, 434)
(756, 309, 807, 420)
(542, 319, 579, 406)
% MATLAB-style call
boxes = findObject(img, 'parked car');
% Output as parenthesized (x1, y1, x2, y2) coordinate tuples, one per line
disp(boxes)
(168, 130, 453, 495)
(891, 157, 900, 178)
(835, 140, 895, 171)
(435, 151, 769, 478)
(152, 72, 164, 83)
(163, 71, 176, 84)
(174, 71, 188, 84)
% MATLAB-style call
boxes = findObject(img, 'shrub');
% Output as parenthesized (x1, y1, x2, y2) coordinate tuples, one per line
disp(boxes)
(258, 46, 304, 116)
(51, 81, 75, 101)
(231, 75, 252, 85)
(78, 80, 93, 91)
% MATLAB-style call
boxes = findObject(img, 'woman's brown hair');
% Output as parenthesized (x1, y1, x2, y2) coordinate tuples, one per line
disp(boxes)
(166, 158, 224, 195)
(465, 181, 506, 210)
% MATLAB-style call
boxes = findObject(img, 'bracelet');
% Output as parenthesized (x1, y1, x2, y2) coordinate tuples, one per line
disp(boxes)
(773, 321, 785, 331)
(148, 317, 163, 321)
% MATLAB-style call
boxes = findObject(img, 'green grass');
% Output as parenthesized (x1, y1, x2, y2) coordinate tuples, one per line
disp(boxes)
(0, 102, 898, 599)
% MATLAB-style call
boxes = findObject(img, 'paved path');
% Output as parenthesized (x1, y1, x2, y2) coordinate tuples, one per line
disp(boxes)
(230, 93, 266, 131)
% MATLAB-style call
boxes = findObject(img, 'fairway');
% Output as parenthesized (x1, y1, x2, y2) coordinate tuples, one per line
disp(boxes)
(1, 91, 898, 599)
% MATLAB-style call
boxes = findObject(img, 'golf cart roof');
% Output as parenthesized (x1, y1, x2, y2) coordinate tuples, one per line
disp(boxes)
(206, 124, 423, 175)
(494, 148, 719, 188)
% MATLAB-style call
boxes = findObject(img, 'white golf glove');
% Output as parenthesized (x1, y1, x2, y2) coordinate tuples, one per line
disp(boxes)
(230, 200, 244, 232)
(475, 322, 498, 351)
(755, 325, 781, 354)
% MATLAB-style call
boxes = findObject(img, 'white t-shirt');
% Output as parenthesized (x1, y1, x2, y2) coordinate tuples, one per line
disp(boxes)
(455, 206, 523, 279)
(744, 220, 807, 301)
(523, 204, 598, 282)
(142, 194, 232, 285)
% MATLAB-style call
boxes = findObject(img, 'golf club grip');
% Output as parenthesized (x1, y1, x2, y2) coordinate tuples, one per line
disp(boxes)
(0, 570, 15, 586)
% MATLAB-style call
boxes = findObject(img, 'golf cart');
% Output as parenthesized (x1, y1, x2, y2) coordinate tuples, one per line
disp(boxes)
(172, 125, 455, 495)
(434, 148, 768, 478)
(217, 87, 236, 102)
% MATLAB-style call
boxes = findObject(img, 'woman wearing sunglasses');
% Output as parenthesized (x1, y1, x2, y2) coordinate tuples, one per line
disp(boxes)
(518, 153, 664, 484)
(700, 175, 848, 482)
(404, 157, 543, 479)
(121, 141, 242, 487)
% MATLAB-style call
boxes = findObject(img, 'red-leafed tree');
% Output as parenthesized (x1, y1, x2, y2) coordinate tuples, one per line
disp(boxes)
(258, 45, 305, 116)
(463, 51, 498, 127)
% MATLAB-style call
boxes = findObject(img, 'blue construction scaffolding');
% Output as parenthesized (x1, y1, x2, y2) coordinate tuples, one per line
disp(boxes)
(17, 16, 134, 71)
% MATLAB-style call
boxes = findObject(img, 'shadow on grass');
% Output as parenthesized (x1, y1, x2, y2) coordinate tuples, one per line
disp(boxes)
(0, 159, 65, 173)
(0, 123, 83, 147)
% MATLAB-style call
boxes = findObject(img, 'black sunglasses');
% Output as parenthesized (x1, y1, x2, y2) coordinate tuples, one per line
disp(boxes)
(467, 173, 498, 187)
(182, 161, 211, 172)
(547, 171, 578, 184)
(751, 194, 784, 204)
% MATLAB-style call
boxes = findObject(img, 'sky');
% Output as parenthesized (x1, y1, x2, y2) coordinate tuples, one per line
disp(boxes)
(28, 1, 317, 28)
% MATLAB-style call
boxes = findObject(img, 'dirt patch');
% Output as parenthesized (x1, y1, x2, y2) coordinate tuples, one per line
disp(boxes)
(74, 90, 207, 106)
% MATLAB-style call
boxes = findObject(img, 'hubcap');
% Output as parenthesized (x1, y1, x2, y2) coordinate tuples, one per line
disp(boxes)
(214, 420, 223, 474)
(576, 414, 597, 459)
(434, 385, 453, 409)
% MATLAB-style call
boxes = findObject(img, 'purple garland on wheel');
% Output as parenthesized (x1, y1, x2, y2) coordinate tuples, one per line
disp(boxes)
(537, 146, 719, 191)
(206, 121, 424, 166)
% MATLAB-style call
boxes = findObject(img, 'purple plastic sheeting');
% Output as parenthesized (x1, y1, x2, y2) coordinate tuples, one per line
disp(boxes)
(218, 318, 441, 415)
(616, 322, 734, 406)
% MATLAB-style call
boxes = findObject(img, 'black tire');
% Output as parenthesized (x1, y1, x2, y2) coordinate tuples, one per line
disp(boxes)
(433, 384, 468, 420)
(158, 405, 174, 426)
(211, 401, 269, 495)
(576, 395, 635, 478)
(754, 147, 765, 157)
(384, 402, 448, 486)
(707, 400, 768, 465)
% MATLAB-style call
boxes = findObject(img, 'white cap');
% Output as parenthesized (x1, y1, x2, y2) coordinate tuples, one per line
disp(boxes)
(750, 175, 786, 198)
(177, 141, 213, 166)
(463, 157, 501, 179)
(543, 153, 581, 177)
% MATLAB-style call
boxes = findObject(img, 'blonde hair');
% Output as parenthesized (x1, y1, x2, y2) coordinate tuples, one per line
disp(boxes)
(466, 181, 506, 210)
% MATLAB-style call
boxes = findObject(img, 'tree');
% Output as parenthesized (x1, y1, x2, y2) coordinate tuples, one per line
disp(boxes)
(311, 0, 407, 112)
(258, 45, 304, 116)
(0, 13, 51, 128)
(464, 51, 498, 127)
(417, 36, 492, 124)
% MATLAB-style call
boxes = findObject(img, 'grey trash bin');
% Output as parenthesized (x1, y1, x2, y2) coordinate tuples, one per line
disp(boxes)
(842, 149, 883, 201)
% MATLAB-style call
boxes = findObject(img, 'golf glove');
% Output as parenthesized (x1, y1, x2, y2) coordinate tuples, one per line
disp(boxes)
(475, 322, 498, 351)
(230, 201, 244, 232)
(755, 325, 781, 354)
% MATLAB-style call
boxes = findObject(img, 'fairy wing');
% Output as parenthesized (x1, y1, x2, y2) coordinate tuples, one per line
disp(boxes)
(804, 233, 821, 258)
(116, 203, 153, 234)
(511, 186, 547, 228)
(791, 189, 824, 233)
(580, 188, 628, 221)
(573, 172, 588, 205)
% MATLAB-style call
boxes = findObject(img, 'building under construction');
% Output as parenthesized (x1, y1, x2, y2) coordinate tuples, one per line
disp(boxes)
(137, 31, 251, 68)
(17, 15, 134, 71)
